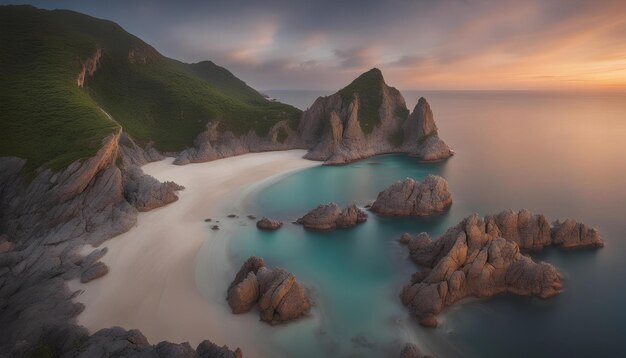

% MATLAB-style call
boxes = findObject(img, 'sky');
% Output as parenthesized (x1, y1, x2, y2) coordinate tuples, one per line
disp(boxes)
(4, 0, 626, 90)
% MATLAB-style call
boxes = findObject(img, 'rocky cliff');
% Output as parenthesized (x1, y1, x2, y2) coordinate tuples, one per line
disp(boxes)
(0, 130, 188, 354)
(400, 211, 604, 327)
(174, 119, 304, 165)
(298, 68, 453, 164)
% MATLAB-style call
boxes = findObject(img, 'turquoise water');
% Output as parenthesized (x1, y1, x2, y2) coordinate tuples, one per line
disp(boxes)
(222, 91, 626, 357)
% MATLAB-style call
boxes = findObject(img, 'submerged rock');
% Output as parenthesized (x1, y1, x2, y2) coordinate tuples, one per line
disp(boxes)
(370, 175, 452, 217)
(227, 256, 310, 324)
(401, 211, 603, 327)
(296, 203, 367, 230)
(256, 217, 283, 231)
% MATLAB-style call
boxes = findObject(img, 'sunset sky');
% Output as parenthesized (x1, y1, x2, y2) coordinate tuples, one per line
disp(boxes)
(5, 0, 626, 90)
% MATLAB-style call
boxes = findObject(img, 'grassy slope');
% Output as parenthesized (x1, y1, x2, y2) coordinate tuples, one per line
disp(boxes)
(0, 5, 301, 171)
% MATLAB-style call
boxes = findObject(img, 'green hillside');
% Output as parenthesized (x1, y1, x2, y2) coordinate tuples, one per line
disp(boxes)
(0, 5, 301, 171)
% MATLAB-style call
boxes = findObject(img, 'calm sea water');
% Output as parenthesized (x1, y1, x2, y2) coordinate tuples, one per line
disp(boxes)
(215, 90, 626, 357)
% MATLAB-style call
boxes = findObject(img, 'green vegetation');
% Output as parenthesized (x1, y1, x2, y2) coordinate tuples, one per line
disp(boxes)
(388, 130, 405, 148)
(276, 127, 289, 143)
(338, 68, 384, 134)
(0, 5, 301, 171)
(394, 105, 410, 120)
(418, 130, 438, 145)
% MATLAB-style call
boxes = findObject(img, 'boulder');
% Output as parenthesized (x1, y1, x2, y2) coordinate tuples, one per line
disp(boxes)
(399, 233, 412, 244)
(399, 343, 424, 358)
(0, 235, 12, 254)
(256, 218, 283, 231)
(370, 175, 452, 217)
(296, 203, 367, 230)
(227, 256, 310, 324)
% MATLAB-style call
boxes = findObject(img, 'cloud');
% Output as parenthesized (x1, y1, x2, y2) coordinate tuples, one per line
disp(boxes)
(8, 0, 626, 89)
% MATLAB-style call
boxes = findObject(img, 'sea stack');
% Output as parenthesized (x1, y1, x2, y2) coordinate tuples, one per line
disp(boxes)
(299, 68, 453, 164)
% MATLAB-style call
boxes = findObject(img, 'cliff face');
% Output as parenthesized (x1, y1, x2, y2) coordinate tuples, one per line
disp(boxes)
(0, 129, 183, 352)
(298, 68, 453, 164)
(174, 119, 304, 165)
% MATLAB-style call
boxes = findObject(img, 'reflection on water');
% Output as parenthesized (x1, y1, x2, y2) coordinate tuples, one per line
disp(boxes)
(213, 91, 626, 357)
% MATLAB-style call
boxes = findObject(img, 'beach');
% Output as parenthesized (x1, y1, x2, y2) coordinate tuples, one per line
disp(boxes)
(69, 150, 319, 356)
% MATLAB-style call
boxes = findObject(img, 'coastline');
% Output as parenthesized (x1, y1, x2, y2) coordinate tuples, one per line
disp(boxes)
(68, 150, 320, 356)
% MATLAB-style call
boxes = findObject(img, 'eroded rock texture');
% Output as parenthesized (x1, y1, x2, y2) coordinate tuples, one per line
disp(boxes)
(296, 203, 368, 230)
(401, 211, 603, 327)
(370, 175, 452, 217)
(227, 256, 310, 324)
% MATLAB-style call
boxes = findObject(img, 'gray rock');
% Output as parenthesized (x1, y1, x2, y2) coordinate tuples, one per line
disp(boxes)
(196, 340, 242, 358)
(125, 165, 184, 212)
(296, 203, 367, 230)
(370, 175, 452, 217)
(400, 343, 424, 358)
(256, 217, 283, 230)
(80, 262, 109, 283)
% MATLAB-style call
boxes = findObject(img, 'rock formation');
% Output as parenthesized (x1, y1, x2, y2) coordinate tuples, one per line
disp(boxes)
(298, 68, 453, 164)
(174, 120, 304, 165)
(0, 130, 189, 354)
(400, 343, 433, 358)
(16, 325, 242, 358)
(400, 211, 604, 327)
(370, 175, 452, 216)
(227, 256, 310, 324)
(124, 166, 184, 212)
(296, 203, 368, 230)
(256, 217, 283, 231)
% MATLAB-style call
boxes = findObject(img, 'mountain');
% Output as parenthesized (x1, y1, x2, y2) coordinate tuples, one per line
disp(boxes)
(298, 68, 452, 164)
(0, 5, 300, 171)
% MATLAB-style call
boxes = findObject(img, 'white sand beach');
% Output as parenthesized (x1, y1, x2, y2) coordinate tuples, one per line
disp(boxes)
(69, 150, 319, 356)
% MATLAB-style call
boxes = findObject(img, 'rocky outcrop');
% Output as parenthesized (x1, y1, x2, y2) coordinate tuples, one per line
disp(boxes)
(400, 212, 603, 327)
(124, 166, 184, 212)
(400, 343, 433, 358)
(486, 209, 604, 250)
(370, 175, 452, 217)
(256, 217, 283, 231)
(296, 203, 368, 230)
(227, 256, 310, 324)
(14, 325, 242, 358)
(0, 130, 186, 353)
(299, 68, 452, 165)
(404, 98, 453, 161)
(174, 120, 305, 165)
(76, 48, 101, 87)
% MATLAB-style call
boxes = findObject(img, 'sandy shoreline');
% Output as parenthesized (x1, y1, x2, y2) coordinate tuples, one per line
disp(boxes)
(69, 150, 319, 355)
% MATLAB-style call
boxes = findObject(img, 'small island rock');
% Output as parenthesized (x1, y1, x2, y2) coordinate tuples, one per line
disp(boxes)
(401, 211, 604, 327)
(370, 175, 452, 217)
(256, 218, 283, 231)
(296, 203, 367, 230)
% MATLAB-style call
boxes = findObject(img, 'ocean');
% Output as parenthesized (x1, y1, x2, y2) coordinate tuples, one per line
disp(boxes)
(201, 90, 626, 357)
